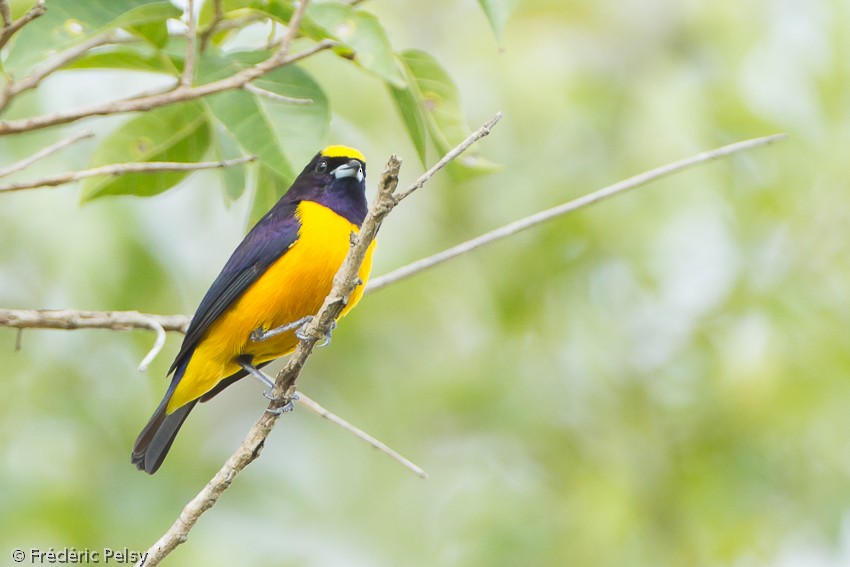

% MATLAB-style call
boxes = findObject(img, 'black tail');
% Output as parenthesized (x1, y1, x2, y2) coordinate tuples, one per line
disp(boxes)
(131, 393, 197, 475)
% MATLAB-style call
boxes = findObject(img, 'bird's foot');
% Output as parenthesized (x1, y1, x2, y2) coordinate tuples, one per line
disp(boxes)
(250, 316, 313, 342)
(296, 319, 336, 347)
(264, 391, 300, 415)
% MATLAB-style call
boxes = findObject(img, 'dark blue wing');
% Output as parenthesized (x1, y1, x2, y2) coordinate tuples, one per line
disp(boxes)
(168, 201, 301, 375)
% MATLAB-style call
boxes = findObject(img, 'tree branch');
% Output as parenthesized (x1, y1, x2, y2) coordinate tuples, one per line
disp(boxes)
(0, 39, 336, 136)
(0, 0, 11, 29)
(296, 392, 428, 478)
(0, 33, 121, 112)
(367, 133, 789, 293)
(0, 308, 190, 333)
(198, 0, 224, 52)
(0, 130, 94, 178)
(0, 0, 45, 51)
(180, 0, 197, 88)
(0, 155, 256, 193)
(393, 112, 503, 203)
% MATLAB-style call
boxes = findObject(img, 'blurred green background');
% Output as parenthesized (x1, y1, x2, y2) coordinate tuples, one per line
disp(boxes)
(3, 0, 850, 566)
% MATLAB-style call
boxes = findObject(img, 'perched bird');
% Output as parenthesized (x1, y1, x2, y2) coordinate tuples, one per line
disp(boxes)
(132, 146, 374, 474)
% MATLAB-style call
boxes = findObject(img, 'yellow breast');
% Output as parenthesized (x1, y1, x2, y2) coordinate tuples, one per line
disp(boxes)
(168, 200, 375, 412)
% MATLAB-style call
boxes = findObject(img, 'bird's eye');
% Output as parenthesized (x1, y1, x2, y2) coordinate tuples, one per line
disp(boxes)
(316, 160, 328, 173)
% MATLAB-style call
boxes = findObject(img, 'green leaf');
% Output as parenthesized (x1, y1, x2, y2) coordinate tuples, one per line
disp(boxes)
(67, 44, 178, 74)
(128, 20, 170, 48)
(308, 3, 405, 87)
(214, 124, 248, 202)
(251, 164, 290, 225)
(475, 0, 518, 45)
(200, 50, 329, 187)
(392, 49, 500, 177)
(388, 73, 428, 166)
(6, 0, 181, 74)
(81, 101, 212, 200)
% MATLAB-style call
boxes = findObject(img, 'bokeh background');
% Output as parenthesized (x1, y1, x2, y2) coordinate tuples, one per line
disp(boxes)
(3, 0, 850, 566)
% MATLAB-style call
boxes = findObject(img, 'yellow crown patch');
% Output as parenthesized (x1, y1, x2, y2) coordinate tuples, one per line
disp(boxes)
(321, 145, 366, 163)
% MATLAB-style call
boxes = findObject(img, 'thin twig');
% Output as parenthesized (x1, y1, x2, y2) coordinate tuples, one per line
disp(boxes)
(0, 308, 190, 333)
(0, 0, 45, 51)
(373, 133, 788, 291)
(367, 133, 788, 293)
(0, 39, 336, 135)
(393, 112, 503, 203)
(277, 0, 310, 56)
(244, 82, 312, 105)
(0, 33, 119, 112)
(0, 155, 256, 193)
(296, 392, 428, 478)
(198, 0, 223, 52)
(203, 12, 266, 41)
(137, 317, 167, 373)
(0, 0, 12, 28)
(0, 130, 94, 178)
(181, 0, 197, 88)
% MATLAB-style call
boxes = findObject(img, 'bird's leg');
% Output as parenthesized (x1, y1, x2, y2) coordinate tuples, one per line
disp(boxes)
(236, 356, 296, 414)
(250, 316, 313, 342)
(251, 316, 336, 347)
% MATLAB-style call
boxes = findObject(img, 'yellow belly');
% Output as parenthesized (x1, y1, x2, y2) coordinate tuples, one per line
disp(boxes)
(168, 201, 375, 412)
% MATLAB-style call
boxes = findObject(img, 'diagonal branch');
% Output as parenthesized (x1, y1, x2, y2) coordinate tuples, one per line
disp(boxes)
(198, 0, 224, 52)
(367, 133, 789, 293)
(0, 155, 256, 193)
(0, 38, 336, 136)
(0, 130, 94, 178)
(296, 392, 428, 478)
(0, 33, 121, 112)
(0, 0, 12, 28)
(0, 0, 45, 51)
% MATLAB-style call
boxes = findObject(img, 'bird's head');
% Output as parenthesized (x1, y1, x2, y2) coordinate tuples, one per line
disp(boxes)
(286, 145, 368, 226)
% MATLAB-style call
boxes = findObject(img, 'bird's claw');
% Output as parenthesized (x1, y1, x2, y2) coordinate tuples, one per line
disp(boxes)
(264, 391, 300, 415)
(297, 320, 336, 347)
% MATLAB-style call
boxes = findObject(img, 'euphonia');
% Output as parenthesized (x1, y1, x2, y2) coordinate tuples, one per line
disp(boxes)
(132, 146, 374, 474)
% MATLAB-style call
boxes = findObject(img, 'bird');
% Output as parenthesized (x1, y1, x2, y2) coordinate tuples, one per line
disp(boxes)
(132, 145, 374, 474)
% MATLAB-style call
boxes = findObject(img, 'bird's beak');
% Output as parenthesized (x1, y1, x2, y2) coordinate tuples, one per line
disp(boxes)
(332, 159, 364, 182)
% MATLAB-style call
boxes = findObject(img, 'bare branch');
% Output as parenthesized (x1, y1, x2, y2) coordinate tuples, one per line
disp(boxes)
(0, 308, 190, 333)
(181, 0, 197, 88)
(0, 33, 120, 112)
(277, 0, 310, 56)
(0, 39, 336, 136)
(198, 0, 224, 52)
(244, 83, 312, 105)
(393, 112, 503, 203)
(137, 317, 167, 373)
(202, 12, 266, 44)
(296, 392, 428, 478)
(0, 155, 256, 193)
(367, 133, 789, 293)
(0, 0, 12, 28)
(0, 0, 45, 51)
(0, 130, 93, 178)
